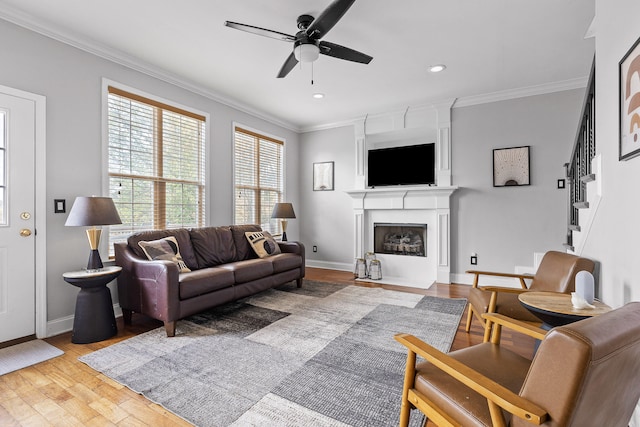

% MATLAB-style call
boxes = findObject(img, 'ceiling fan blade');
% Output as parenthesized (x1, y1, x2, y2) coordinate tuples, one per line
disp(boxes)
(277, 52, 299, 78)
(224, 21, 296, 42)
(305, 0, 356, 39)
(319, 41, 372, 64)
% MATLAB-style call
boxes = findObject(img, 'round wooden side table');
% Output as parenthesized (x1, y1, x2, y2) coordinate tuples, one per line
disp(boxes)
(519, 291, 611, 327)
(63, 266, 121, 344)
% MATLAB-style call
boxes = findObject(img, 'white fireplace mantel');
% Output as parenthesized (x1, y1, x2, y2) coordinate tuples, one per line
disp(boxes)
(346, 186, 458, 287)
(345, 186, 457, 210)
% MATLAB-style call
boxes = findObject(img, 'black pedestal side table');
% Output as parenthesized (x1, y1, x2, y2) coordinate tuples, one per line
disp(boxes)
(63, 266, 122, 344)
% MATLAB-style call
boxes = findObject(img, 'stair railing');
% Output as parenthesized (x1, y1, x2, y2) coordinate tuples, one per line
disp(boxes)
(565, 59, 595, 251)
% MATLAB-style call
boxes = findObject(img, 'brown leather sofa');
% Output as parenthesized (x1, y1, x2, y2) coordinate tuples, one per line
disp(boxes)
(114, 224, 305, 337)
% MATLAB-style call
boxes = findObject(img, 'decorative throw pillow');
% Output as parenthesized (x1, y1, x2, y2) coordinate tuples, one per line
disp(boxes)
(245, 231, 281, 258)
(138, 236, 191, 273)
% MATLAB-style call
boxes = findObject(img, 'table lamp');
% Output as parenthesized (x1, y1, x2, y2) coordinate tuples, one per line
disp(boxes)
(271, 202, 296, 241)
(65, 196, 122, 271)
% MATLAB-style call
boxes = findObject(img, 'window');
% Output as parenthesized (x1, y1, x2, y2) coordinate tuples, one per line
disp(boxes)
(107, 86, 206, 254)
(233, 126, 283, 234)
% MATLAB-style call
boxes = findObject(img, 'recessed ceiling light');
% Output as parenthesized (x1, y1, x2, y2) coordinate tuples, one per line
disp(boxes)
(429, 64, 446, 73)
(313, 93, 325, 99)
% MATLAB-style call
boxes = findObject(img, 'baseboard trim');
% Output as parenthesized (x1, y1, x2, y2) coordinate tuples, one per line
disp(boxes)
(306, 260, 353, 271)
(46, 304, 123, 338)
(450, 273, 527, 288)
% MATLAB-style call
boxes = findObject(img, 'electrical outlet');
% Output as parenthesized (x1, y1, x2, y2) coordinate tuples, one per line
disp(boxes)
(313, 245, 318, 253)
(470, 255, 477, 265)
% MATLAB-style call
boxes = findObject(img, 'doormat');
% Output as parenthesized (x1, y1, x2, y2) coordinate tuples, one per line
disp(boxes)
(0, 340, 64, 376)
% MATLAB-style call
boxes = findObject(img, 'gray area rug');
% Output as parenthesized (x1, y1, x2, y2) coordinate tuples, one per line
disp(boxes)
(80, 280, 467, 426)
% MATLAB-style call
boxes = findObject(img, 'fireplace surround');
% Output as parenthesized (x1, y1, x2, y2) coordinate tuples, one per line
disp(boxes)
(346, 186, 457, 288)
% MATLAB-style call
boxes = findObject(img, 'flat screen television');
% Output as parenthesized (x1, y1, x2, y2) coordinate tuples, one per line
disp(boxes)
(367, 143, 436, 187)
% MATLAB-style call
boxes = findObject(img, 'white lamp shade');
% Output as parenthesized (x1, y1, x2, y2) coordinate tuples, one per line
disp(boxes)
(294, 43, 320, 62)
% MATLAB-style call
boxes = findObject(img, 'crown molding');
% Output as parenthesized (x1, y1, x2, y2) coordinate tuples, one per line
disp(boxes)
(304, 78, 589, 133)
(301, 103, 441, 133)
(452, 77, 589, 109)
(0, 7, 301, 132)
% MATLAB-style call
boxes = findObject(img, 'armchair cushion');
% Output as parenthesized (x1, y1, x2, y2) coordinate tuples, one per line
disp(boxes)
(414, 343, 531, 427)
(528, 251, 595, 292)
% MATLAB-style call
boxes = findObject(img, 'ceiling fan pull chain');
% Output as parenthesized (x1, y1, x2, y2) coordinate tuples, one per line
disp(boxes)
(311, 61, 314, 85)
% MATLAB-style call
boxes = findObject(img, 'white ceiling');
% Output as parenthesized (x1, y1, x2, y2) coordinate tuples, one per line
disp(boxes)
(0, 0, 595, 131)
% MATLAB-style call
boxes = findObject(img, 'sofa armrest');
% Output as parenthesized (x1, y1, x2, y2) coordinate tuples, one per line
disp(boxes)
(278, 241, 305, 279)
(114, 242, 180, 324)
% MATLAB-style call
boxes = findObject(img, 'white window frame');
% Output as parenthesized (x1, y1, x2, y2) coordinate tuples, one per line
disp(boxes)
(102, 79, 210, 256)
(232, 122, 286, 235)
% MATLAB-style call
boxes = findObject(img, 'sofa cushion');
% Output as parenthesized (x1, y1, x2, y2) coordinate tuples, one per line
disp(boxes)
(245, 231, 282, 258)
(220, 258, 273, 284)
(190, 226, 236, 268)
(138, 236, 191, 273)
(178, 267, 235, 299)
(229, 224, 261, 261)
(266, 253, 302, 274)
(127, 228, 199, 271)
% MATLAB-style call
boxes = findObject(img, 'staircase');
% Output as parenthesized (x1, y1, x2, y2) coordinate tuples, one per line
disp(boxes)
(564, 60, 597, 255)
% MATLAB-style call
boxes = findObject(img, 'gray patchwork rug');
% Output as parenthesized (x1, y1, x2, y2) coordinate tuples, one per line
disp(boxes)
(80, 280, 467, 426)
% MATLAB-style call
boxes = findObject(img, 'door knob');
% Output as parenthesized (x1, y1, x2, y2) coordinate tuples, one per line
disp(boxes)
(19, 229, 32, 237)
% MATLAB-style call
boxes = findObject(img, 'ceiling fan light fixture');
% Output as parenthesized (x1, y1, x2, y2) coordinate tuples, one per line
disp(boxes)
(429, 64, 447, 73)
(313, 93, 325, 99)
(294, 43, 320, 62)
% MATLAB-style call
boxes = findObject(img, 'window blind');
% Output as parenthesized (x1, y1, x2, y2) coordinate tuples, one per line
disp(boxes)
(107, 86, 206, 255)
(234, 127, 283, 234)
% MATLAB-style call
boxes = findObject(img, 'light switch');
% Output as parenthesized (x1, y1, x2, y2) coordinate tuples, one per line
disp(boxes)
(54, 199, 66, 213)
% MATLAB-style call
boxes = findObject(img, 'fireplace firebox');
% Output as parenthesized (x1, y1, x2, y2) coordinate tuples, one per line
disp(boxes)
(373, 223, 427, 257)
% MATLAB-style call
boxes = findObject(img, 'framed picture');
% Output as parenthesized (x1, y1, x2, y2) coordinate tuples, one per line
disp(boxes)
(620, 35, 640, 160)
(313, 161, 334, 191)
(493, 146, 530, 187)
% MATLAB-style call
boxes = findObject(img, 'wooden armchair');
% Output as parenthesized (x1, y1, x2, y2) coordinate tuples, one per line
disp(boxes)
(395, 302, 640, 427)
(465, 251, 594, 341)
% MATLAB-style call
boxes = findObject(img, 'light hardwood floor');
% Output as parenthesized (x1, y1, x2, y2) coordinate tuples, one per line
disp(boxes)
(0, 267, 535, 426)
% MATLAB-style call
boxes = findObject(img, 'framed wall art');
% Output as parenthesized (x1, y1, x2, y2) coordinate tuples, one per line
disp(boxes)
(493, 146, 530, 187)
(620, 35, 640, 160)
(313, 161, 334, 191)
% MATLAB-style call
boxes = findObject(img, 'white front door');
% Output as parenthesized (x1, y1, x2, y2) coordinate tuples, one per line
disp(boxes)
(0, 92, 36, 343)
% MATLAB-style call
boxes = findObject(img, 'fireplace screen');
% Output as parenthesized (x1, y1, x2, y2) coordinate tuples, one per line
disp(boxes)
(373, 223, 427, 257)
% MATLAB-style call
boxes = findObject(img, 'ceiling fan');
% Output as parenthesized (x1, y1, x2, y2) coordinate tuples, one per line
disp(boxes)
(224, 0, 373, 78)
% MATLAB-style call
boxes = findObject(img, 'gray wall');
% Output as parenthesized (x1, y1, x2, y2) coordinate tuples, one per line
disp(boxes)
(298, 90, 585, 277)
(299, 125, 355, 268)
(451, 89, 585, 275)
(583, 0, 640, 307)
(581, 2, 640, 420)
(0, 19, 300, 326)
